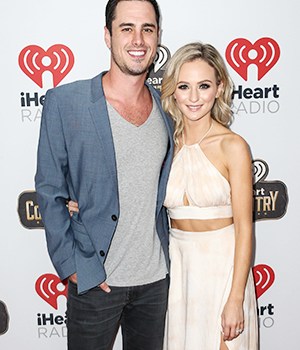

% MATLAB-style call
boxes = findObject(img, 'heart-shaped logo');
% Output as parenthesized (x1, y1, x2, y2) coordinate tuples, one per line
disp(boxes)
(253, 264, 275, 299)
(252, 159, 269, 184)
(35, 274, 68, 309)
(226, 38, 280, 81)
(19, 44, 74, 88)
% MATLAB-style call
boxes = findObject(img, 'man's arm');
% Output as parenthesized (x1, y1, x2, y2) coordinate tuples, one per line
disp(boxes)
(35, 89, 76, 280)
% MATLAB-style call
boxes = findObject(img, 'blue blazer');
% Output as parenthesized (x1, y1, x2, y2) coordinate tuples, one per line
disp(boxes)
(35, 72, 174, 294)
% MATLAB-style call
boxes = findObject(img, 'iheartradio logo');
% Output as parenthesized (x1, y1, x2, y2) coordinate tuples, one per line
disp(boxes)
(253, 264, 275, 299)
(35, 274, 68, 310)
(147, 45, 171, 91)
(19, 44, 74, 88)
(226, 38, 280, 81)
(153, 45, 169, 73)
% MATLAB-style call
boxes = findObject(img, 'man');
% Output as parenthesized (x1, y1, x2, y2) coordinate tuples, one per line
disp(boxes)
(35, 0, 174, 349)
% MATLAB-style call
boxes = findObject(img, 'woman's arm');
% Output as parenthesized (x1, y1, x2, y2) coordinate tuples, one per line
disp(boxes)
(221, 133, 253, 341)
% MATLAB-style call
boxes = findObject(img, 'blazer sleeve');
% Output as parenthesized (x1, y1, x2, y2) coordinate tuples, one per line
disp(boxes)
(35, 89, 76, 280)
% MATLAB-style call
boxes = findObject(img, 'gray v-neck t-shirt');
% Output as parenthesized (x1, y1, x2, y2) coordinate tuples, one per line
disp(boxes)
(104, 96, 168, 286)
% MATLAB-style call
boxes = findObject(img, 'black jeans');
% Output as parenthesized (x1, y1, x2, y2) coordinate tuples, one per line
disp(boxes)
(67, 277, 169, 350)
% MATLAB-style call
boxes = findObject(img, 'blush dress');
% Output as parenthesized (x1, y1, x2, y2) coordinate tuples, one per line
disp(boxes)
(163, 130, 258, 350)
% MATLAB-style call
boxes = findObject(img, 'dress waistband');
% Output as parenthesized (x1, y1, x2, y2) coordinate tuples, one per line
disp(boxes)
(170, 224, 234, 240)
(167, 205, 233, 220)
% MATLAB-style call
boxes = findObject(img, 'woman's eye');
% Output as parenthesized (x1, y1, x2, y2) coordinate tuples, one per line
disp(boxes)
(178, 84, 188, 90)
(199, 83, 210, 89)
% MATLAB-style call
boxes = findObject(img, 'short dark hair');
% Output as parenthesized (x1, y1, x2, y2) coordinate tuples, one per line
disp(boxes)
(105, 0, 160, 34)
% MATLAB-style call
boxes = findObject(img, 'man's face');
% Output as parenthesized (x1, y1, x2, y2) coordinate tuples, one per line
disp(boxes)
(105, 1, 159, 76)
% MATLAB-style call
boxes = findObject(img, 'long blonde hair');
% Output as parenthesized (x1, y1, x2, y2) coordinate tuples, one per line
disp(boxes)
(161, 42, 234, 146)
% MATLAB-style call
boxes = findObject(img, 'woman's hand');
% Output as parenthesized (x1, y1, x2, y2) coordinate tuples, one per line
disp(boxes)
(221, 298, 244, 341)
(67, 200, 79, 216)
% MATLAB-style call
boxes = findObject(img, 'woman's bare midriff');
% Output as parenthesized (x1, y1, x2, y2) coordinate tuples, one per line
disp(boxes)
(171, 217, 233, 232)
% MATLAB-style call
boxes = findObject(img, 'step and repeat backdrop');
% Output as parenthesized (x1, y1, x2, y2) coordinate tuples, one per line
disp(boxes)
(1, 0, 299, 349)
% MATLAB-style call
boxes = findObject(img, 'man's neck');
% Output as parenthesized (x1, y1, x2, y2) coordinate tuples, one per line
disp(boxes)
(103, 68, 149, 104)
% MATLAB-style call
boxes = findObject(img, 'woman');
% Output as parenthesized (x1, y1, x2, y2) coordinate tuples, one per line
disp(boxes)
(161, 42, 258, 350)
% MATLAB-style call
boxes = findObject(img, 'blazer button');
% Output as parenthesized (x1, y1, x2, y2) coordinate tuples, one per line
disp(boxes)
(99, 250, 105, 257)
(111, 215, 118, 221)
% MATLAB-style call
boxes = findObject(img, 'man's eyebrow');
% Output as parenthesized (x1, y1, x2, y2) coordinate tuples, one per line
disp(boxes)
(119, 22, 157, 28)
(142, 23, 157, 28)
(119, 22, 134, 27)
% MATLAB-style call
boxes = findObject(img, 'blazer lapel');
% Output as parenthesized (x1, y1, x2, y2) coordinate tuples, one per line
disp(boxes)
(89, 73, 117, 175)
(148, 85, 174, 213)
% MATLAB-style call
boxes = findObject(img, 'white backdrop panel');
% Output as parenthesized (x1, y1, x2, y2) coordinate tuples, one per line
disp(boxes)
(1, 1, 299, 349)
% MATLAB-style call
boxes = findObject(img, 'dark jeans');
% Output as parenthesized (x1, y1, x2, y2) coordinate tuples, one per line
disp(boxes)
(67, 277, 169, 350)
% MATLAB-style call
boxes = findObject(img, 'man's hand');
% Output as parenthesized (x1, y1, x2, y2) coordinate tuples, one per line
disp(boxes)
(99, 282, 111, 293)
(69, 273, 111, 293)
(69, 273, 78, 284)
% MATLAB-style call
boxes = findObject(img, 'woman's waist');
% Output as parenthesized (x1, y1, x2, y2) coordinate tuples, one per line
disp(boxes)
(168, 205, 233, 232)
(170, 217, 233, 232)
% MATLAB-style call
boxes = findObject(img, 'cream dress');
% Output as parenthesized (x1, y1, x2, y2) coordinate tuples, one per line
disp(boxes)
(163, 130, 258, 350)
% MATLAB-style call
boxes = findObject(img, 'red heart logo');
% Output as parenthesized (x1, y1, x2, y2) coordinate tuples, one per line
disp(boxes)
(226, 38, 280, 81)
(19, 44, 74, 88)
(252, 264, 275, 299)
(35, 274, 68, 309)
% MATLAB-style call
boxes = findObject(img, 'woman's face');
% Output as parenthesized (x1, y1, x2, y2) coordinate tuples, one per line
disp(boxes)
(173, 59, 223, 123)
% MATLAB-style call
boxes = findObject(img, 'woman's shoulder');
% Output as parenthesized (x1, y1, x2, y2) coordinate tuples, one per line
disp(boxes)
(212, 123, 251, 161)
(215, 124, 249, 150)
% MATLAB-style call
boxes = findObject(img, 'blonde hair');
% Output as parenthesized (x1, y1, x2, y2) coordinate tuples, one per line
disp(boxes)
(161, 42, 234, 146)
